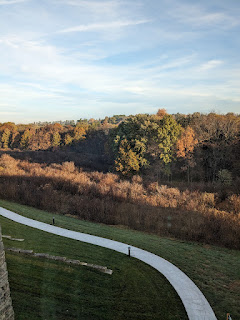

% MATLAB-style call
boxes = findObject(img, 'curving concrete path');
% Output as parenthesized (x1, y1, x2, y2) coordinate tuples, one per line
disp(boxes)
(0, 207, 217, 320)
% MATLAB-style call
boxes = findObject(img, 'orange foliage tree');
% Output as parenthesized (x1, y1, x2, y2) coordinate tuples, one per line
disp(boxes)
(177, 126, 198, 183)
(73, 126, 87, 142)
(156, 108, 167, 119)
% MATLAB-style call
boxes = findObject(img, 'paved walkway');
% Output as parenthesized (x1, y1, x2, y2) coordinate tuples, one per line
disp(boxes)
(0, 207, 217, 320)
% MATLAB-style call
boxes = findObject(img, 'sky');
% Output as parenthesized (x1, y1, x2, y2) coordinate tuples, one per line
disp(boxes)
(0, 0, 240, 123)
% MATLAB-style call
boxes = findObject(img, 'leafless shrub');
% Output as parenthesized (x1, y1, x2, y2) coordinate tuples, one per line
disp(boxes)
(62, 161, 75, 173)
(0, 154, 239, 249)
(132, 175, 143, 184)
(228, 194, 240, 215)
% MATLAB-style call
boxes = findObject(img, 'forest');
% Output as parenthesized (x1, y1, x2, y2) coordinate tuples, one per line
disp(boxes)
(0, 110, 239, 249)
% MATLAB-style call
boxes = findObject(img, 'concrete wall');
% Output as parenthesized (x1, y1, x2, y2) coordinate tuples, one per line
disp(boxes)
(0, 229, 14, 320)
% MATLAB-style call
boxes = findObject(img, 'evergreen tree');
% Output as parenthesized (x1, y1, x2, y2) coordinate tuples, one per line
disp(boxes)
(64, 133, 73, 146)
(157, 115, 182, 165)
(52, 132, 61, 147)
(20, 130, 32, 149)
(111, 113, 182, 175)
(1, 129, 10, 149)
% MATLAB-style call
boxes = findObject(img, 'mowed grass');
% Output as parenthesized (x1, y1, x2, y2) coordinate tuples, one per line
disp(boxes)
(0, 199, 240, 319)
(0, 204, 187, 320)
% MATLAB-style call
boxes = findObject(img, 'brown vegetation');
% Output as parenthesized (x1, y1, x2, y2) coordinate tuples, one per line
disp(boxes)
(1, 112, 240, 186)
(0, 154, 239, 249)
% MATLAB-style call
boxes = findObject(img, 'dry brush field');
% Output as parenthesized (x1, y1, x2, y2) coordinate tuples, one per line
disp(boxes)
(0, 154, 239, 249)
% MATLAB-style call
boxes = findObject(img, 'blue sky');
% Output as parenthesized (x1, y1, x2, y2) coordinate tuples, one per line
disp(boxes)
(0, 0, 239, 123)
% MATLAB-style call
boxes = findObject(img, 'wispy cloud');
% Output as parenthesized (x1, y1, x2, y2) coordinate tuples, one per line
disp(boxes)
(199, 60, 223, 71)
(58, 20, 151, 34)
(57, 0, 142, 23)
(170, 2, 239, 28)
(0, 0, 29, 5)
(0, 36, 238, 101)
(0, 0, 239, 121)
(61, 0, 119, 10)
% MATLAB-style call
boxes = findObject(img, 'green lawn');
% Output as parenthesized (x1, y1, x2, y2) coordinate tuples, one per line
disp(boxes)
(0, 199, 240, 319)
(1, 201, 187, 320)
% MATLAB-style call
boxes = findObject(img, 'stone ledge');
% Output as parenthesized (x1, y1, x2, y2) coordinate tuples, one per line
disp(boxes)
(6, 247, 113, 275)
(2, 235, 24, 242)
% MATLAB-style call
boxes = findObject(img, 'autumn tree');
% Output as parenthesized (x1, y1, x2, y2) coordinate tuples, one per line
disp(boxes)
(64, 133, 73, 146)
(0, 122, 17, 132)
(29, 128, 51, 150)
(52, 123, 63, 132)
(156, 108, 167, 119)
(102, 116, 109, 126)
(177, 126, 198, 183)
(1, 129, 10, 149)
(10, 131, 21, 149)
(51, 131, 61, 147)
(190, 112, 240, 181)
(77, 119, 88, 126)
(73, 126, 87, 142)
(20, 129, 33, 149)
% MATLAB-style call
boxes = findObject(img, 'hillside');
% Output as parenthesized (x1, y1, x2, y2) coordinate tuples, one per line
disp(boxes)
(0, 200, 239, 319)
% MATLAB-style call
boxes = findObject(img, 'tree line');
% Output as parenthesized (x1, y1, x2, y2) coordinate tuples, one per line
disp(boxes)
(110, 110, 240, 186)
(0, 110, 239, 186)
(0, 114, 127, 151)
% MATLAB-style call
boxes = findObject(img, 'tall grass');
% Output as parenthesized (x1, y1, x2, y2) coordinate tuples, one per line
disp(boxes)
(0, 154, 239, 249)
